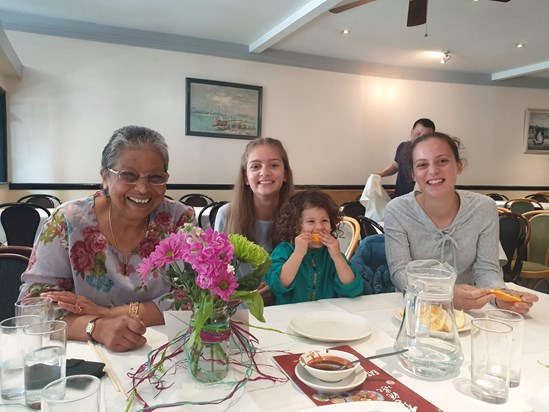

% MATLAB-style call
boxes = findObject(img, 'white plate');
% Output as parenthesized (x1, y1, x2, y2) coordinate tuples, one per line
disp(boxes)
(290, 311, 373, 342)
(295, 401, 408, 412)
(394, 309, 473, 333)
(294, 363, 367, 395)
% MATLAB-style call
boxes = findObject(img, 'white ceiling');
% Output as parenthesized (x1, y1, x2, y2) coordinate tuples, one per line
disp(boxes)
(1, 0, 549, 86)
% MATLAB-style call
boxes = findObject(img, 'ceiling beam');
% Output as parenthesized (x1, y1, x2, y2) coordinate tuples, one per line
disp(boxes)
(492, 60, 549, 81)
(249, 0, 341, 54)
(0, 24, 23, 78)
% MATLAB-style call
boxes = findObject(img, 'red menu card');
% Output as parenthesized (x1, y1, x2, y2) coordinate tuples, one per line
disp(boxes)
(273, 345, 443, 412)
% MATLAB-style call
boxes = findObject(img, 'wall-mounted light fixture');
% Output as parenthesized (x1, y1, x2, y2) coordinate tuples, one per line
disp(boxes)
(441, 51, 451, 64)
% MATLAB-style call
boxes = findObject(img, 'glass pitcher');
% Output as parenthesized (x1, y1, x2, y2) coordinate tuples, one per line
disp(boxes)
(394, 260, 464, 379)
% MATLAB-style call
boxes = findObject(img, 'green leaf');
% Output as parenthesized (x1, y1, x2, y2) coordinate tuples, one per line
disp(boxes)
(236, 259, 272, 291)
(234, 290, 265, 323)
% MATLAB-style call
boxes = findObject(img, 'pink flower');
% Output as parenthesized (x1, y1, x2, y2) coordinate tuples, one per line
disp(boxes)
(209, 268, 238, 301)
(83, 227, 108, 253)
(70, 240, 95, 272)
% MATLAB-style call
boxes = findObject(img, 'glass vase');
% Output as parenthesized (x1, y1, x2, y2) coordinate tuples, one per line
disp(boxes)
(186, 306, 231, 382)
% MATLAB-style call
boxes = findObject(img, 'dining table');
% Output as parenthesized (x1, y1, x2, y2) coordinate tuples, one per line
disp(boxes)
(1, 284, 547, 412)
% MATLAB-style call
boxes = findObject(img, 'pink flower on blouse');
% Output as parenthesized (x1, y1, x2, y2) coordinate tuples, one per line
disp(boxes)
(82, 227, 107, 253)
(70, 240, 95, 272)
(139, 232, 160, 258)
(154, 212, 172, 229)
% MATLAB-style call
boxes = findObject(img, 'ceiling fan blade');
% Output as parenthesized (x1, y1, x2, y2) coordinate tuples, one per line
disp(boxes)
(329, 0, 376, 14)
(407, 0, 428, 27)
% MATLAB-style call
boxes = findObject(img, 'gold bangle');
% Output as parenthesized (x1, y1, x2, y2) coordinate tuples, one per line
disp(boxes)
(128, 301, 139, 315)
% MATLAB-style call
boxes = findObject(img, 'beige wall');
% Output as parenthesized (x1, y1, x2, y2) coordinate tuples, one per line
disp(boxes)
(2, 31, 548, 205)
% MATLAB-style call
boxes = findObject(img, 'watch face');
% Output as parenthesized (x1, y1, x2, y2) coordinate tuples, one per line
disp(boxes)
(86, 320, 95, 335)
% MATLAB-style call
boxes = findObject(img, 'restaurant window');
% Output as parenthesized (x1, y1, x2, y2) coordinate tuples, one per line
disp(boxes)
(0, 87, 6, 183)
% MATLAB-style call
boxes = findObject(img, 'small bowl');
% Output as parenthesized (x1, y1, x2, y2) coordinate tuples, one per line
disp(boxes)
(299, 349, 360, 382)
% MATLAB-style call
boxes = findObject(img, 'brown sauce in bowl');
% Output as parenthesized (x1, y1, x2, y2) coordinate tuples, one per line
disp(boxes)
(307, 355, 351, 370)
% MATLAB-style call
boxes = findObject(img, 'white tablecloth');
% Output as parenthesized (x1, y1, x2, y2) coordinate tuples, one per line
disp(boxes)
(3, 285, 547, 412)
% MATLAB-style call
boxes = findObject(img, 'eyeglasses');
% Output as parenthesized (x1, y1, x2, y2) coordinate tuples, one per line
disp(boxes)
(108, 168, 169, 185)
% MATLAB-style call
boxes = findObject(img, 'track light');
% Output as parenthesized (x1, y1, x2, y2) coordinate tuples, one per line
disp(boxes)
(440, 51, 451, 64)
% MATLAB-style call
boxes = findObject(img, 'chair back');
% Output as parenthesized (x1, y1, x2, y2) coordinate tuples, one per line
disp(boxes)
(522, 210, 549, 220)
(498, 212, 530, 282)
(0, 245, 33, 258)
(198, 201, 228, 229)
(504, 198, 543, 214)
(179, 193, 214, 207)
(0, 203, 51, 247)
(487, 193, 508, 201)
(18, 194, 61, 208)
(357, 215, 384, 238)
(0, 252, 30, 321)
(525, 193, 549, 203)
(339, 200, 366, 221)
(337, 216, 361, 259)
(528, 214, 549, 265)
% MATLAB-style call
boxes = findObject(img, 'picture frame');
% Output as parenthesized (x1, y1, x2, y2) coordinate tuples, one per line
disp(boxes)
(186, 78, 262, 139)
(524, 108, 549, 154)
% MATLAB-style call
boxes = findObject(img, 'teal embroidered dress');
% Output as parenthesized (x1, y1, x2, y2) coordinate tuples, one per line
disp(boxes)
(19, 192, 195, 310)
(266, 242, 363, 305)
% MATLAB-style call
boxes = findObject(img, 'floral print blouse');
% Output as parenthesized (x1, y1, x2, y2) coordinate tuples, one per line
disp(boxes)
(19, 192, 195, 310)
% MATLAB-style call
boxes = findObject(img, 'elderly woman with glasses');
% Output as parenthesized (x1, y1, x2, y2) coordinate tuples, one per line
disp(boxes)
(19, 126, 195, 352)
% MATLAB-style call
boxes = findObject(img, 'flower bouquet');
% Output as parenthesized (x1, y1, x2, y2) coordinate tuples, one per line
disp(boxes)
(137, 224, 270, 382)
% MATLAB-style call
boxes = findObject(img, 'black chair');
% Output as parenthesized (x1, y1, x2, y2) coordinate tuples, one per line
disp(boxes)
(17, 194, 61, 209)
(0, 245, 33, 258)
(0, 252, 30, 321)
(498, 212, 529, 283)
(486, 193, 509, 201)
(525, 193, 549, 203)
(339, 200, 366, 221)
(504, 198, 544, 214)
(198, 201, 228, 229)
(0, 203, 52, 247)
(357, 215, 384, 238)
(179, 193, 214, 208)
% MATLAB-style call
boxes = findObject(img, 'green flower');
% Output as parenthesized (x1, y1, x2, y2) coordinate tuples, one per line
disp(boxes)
(229, 234, 268, 266)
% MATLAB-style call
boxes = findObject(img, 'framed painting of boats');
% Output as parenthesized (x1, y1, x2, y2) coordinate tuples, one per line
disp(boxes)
(186, 78, 262, 139)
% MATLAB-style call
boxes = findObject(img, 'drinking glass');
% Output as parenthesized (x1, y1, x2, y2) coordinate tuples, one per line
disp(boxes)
(486, 309, 524, 387)
(41, 375, 101, 412)
(0, 315, 42, 400)
(470, 318, 513, 404)
(23, 320, 68, 409)
(15, 296, 54, 321)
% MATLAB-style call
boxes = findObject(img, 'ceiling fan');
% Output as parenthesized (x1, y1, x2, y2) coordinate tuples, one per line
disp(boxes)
(329, 0, 511, 27)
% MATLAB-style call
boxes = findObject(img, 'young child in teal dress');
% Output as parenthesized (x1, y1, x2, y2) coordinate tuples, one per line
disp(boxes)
(265, 190, 363, 304)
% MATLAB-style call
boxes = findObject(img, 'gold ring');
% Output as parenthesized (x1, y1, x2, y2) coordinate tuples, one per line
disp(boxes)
(75, 299, 83, 314)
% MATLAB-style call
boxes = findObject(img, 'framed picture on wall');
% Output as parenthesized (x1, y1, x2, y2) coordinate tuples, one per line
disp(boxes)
(524, 108, 549, 154)
(185, 78, 262, 139)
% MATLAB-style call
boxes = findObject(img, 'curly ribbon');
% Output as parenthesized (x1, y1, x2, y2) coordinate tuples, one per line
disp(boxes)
(125, 320, 290, 412)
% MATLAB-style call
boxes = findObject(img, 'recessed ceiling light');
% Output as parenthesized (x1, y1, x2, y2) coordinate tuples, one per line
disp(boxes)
(342, 29, 350, 34)
(516, 43, 524, 48)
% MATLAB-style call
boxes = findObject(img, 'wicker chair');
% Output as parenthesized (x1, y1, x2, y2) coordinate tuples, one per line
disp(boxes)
(179, 193, 214, 207)
(338, 216, 361, 259)
(0, 252, 30, 320)
(17, 194, 61, 208)
(504, 198, 543, 214)
(0, 203, 51, 247)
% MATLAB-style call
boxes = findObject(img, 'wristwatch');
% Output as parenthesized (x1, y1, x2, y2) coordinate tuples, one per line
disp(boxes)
(86, 317, 102, 343)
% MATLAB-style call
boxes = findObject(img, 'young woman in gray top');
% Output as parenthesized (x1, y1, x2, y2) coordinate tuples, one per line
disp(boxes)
(384, 132, 537, 314)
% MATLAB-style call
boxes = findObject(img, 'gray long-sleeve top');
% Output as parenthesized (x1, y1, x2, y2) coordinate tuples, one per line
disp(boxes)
(384, 190, 505, 291)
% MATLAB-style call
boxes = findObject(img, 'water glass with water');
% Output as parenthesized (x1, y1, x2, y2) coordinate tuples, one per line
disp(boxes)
(15, 296, 54, 321)
(0, 315, 42, 400)
(23, 320, 68, 409)
(486, 309, 524, 388)
(41, 374, 101, 412)
(470, 318, 513, 404)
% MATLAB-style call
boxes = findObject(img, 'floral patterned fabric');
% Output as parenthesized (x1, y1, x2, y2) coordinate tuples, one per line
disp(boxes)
(19, 192, 195, 310)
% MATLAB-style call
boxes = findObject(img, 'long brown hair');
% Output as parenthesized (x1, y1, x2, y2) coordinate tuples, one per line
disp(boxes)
(225, 137, 294, 243)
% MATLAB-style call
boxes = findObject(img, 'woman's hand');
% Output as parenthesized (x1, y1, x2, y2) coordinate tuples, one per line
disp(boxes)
(495, 289, 539, 315)
(93, 315, 147, 352)
(42, 291, 110, 317)
(453, 285, 493, 310)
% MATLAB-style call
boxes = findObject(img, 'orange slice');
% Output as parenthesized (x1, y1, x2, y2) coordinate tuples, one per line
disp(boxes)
(311, 233, 321, 243)
(490, 288, 521, 303)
